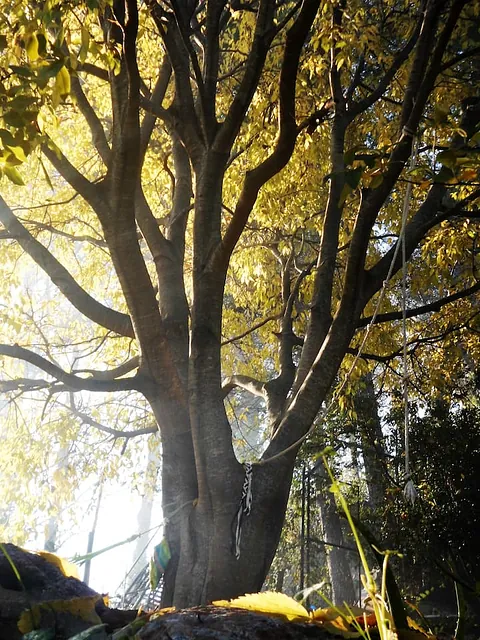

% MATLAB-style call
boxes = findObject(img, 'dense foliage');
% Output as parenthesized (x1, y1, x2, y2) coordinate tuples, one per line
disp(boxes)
(0, 0, 479, 606)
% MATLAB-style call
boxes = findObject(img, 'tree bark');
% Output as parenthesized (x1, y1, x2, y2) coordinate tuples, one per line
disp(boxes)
(0, 0, 475, 613)
(353, 375, 388, 511)
(316, 474, 357, 606)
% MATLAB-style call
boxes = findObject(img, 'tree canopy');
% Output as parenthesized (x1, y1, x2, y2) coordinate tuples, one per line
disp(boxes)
(0, 0, 479, 607)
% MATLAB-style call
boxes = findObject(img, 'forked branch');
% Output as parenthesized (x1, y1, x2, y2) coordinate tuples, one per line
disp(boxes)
(0, 196, 134, 338)
(0, 344, 140, 392)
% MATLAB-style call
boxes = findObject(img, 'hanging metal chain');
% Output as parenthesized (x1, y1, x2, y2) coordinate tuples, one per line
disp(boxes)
(233, 463, 253, 559)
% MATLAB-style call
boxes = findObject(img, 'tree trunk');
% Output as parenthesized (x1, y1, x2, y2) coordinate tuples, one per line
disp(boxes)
(316, 469, 357, 606)
(354, 374, 388, 511)
(1, 0, 468, 614)
(164, 434, 297, 607)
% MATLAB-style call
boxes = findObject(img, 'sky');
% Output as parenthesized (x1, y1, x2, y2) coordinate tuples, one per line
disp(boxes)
(45, 479, 163, 599)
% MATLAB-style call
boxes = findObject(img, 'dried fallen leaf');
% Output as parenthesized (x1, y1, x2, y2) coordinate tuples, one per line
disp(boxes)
(213, 591, 309, 621)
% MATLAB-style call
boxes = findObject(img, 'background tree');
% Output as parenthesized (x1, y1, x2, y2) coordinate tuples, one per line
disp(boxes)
(0, 0, 479, 607)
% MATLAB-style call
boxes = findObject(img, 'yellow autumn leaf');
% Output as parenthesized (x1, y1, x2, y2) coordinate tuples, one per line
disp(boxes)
(55, 66, 71, 98)
(6, 144, 27, 162)
(3, 165, 25, 185)
(18, 596, 101, 633)
(79, 26, 89, 63)
(403, 617, 437, 639)
(35, 550, 80, 579)
(317, 614, 362, 638)
(457, 168, 478, 182)
(312, 604, 366, 621)
(213, 591, 310, 621)
(26, 33, 39, 61)
(151, 606, 176, 618)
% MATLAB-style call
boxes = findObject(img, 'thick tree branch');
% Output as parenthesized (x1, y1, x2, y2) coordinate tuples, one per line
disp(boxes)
(69, 404, 157, 439)
(292, 9, 349, 395)
(17, 217, 108, 249)
(73, 355, 140, 380)
(0, 344, 140, 392)
(348, 1, 467, 281)
(135, 187, 171, 267)
(70, 73, 111, 166)
(365, 102, 480, 299)
(440, 45, 480, 72)
(202, 0, 225, 137)
(262, 1, 466, 456)
(329, 2, 346, 111)
(399, 0, 443, 129)
(0, 378, 60, 393)
(349, 10, 423, 118)
(277, 254, 314, 384)
(258, 1, 471, 464)
(359, 281, 480, 327)
(404, 0, 468, 133)
(139, 95, 172, 123)
(264, 253, 314, 421)
(222, 374, 266, 398)
(147, 0, 204, 160)
(140, 56, 172, 160)
(170, 0, 208, 134)
(42, 144, 109, 218)
(78, 62, 109, 82)
(0, 196, 134, 338)
(346, 347, 400, 363)
(94, 2, 185, 398)
(214, 0, 321, 269)
(212, 0, 276, 154)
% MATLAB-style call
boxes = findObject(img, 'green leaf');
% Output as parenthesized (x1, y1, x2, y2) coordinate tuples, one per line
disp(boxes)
(55, 66, 71, 98)
(2, 111, 25, 128)
(36, 60, 64, 88)
(436, 150, 457, 169)
(37, 33, 47, 57)
(79, 27, 90, 64)
(3, 165, 25, 185)
(6, 145, 27, 162)
(0, 34, 7, 50)
(8, 95, 37, 111)
(345, 167, 364, 190)
(470, 130, 480, 146)
(344, 147, 358, 166)
(0, 129, 17, 147)
(339, 183, 353, 207)
(434, 165, 455, 183)
(26, 33, 39, 61)
(433, 105, 450, 125)
(407, 165, 433, 180)
(9, 65, 34, 78)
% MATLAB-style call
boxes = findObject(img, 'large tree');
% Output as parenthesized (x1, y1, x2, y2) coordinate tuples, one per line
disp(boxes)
(0, 0, 479, 607)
